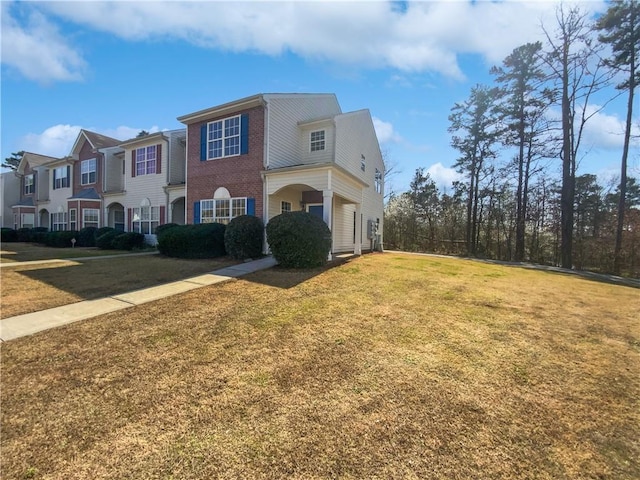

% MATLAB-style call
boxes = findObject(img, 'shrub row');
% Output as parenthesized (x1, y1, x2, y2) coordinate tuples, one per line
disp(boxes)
(95, 227, 145, 250)
(157, 223, 226, 258)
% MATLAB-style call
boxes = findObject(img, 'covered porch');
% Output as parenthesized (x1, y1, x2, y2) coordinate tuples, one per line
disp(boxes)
(263, 164, 367, 255)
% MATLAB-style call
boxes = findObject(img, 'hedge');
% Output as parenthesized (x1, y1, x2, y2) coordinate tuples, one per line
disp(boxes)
(44, 230, 79, 248)
(266, 211, 331, 268)
(1, 228, 17, 242)
(77, 227, 98, 247)
(96, 230, 121, 250)
(157, 223, 226, 258)
(111, 232, 145, 250)
(224, 215, 264, 260)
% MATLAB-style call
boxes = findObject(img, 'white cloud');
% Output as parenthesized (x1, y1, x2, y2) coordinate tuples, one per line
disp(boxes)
(582, 105, 640, 150)
(373, 117, 402, 144)
(427, 162, 462, 191)
(20, 124, 161, 157)
(32, 0, 607, 81)
(0, 3, 86, 83)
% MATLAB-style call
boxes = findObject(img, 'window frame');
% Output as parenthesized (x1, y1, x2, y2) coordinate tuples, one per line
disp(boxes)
(24, 174, 34, 195)
(51, 212, 67, 231)
(53, 166, 70, 189)
(310, 130, 326, 152)
(207, 115, 241, 160)
(69, 209, 77, 230)
(81, 158, 97, 185)
(135, 146, 157, 176)
(281, 201, 292, 213)
(200, 197, 247, 225)
(83, 208, 99, 228)
(132, 205, 160, 234)
(361, 154, 366, 172)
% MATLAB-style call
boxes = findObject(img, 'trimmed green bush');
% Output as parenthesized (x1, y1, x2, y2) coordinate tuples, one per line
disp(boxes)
(224, 215, 264, 260)
(158, 223, 226, 258)
(155, 223, 179, 240)
(17, 228, 34, 242)
(112, 232, 145, 250)
(44, 230, 79, 248)
(96, 230, 120, 250)
(77, 227, 98, 247)
(1, 228, 17, 242)
(32, 227, 49, 244)
(266, 211, 331, 268)
(95, 226, 117, 240)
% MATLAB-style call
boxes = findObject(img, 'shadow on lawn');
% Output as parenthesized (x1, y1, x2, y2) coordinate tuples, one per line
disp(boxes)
(245, 256, 355, 289)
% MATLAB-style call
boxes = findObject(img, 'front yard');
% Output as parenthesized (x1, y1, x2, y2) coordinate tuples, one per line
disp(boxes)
(0, 243, 236, 318)
(1, 252, 639, 479)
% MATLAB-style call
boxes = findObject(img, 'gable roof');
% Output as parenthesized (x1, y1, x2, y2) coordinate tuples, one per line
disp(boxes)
(16, 152, 60, 175)
(70, 129, 121, 157)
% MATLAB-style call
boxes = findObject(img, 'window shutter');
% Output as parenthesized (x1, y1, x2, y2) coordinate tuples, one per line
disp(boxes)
(52, 169, 57, 189)
(247, 197, 255, 216)
(194, 202, 201, 224)
(66, 166, 71, 187)
(128, 208, 133, 231)
(240, 114, 249, 155)
(159, 205, 166, 225)
(131, 150, 136, 178)
(156, 144, 162, 174)
(200, 125, 207, 161)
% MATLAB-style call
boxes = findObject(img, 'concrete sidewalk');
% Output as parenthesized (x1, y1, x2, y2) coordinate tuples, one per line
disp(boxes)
(0, 256, 278, 342)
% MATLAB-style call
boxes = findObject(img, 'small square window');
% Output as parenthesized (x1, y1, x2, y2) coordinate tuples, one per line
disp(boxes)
(310, 130, 325, 152)
(281, 201, 292, 213)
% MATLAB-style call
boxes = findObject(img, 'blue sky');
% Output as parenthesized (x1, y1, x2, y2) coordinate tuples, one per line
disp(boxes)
(1, 0, 638, 195)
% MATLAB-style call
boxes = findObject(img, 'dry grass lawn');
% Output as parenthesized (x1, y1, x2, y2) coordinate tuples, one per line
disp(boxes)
(1, 252, 639, 479)
(0, 242, 136, 263)
(1, 246, 236, 318)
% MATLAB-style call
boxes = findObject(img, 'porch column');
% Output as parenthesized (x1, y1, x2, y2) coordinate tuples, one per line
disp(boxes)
(323, 189, 333, 259)
(355, 203, 362, 255)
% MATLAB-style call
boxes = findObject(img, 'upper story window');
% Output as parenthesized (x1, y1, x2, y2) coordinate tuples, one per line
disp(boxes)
(208, 115, 240, 159)
(136, 146, 157, 176)
(310, 130, 325, 152)
(24, 174, 34, 195)
(361, 154, 366, 172)
(81, 158, 96, 185)
(53, 166, 70, 189)
(375, 168, 383, 194)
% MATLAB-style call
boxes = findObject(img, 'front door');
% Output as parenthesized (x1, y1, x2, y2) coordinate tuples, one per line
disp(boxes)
(307, 204, 323, 219)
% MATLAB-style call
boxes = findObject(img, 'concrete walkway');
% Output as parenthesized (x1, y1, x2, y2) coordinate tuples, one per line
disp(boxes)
(0, 256, 278, 342)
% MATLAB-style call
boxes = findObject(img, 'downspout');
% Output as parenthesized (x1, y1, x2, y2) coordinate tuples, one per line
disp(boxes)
(262, 98, 270, 254)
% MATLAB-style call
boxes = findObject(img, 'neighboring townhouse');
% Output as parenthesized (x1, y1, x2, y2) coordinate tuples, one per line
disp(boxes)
(178, 93, 384, 255)
(1, 171, 20, 228)
(103, 129, 186, 241)
(66, 130, 121, 231)
(11, 152, 59, 229)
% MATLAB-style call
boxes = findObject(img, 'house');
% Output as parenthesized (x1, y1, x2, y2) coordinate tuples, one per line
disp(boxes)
(101, 129, 186, 242)
(10, 152, 60, 229)
(1, 171, 20, 228)
(177, 93, 384, 255)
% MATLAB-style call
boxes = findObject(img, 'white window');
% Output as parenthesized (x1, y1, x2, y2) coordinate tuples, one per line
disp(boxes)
(132, 204, 160, 234)
(207, 115, 240, 159)
(81, 159, 97, 185)
(21, 213, 35, 228)
(53, 166, 70, 189)
(69, 209, 77, 230)
(310, 130, 325, 152)
(375, 168, 383, 194)
(51, 212, 67, 231)
(24, 174, 34, 195)
(281, 201, 292, 213)
(200, 197, 247, 225)
(361, 154, 366, 172)
(83, 208, 99, 228)
(135, 146, 157, 176)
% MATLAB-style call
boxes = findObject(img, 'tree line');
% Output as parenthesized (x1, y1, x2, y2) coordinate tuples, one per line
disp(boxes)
(385, 1, 639, 277)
